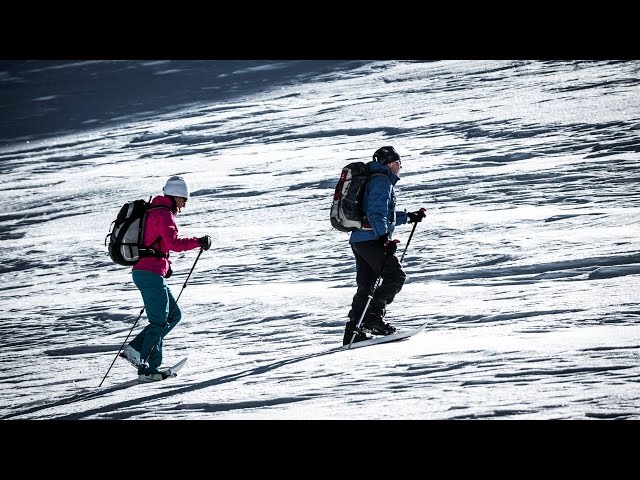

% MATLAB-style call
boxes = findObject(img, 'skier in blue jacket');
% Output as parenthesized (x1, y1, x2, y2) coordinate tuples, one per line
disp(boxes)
(343, 146, 426, 345)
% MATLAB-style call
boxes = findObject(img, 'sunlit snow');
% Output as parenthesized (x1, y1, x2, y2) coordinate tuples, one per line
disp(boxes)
(0, 60, 638, 420)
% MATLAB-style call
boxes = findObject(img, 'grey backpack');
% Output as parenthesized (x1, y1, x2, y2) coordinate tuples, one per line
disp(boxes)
(330, 162, 386, 232)
(105, 198, 169, 266)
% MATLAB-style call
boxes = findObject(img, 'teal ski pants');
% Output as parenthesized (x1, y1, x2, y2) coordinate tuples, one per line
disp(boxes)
(130, 270, 182, 374)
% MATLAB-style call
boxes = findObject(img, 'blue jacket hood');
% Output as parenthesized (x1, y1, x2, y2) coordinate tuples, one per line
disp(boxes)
(367, 160, 399, 185)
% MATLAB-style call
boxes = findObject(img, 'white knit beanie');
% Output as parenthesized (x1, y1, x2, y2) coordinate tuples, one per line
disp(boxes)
(163, 175, 189, 199)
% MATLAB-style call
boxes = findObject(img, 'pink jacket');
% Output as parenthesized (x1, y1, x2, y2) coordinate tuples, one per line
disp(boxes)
(132, 195, 200, 277)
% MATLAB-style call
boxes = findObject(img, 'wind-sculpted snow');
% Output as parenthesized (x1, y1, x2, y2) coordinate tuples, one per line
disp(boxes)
(0, 60, 638, 420)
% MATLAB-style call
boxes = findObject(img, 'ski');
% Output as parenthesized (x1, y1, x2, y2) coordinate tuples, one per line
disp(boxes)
(138, 357, 188, 383)
(160, 356, 188, 378)
(342, 321, 429, 350)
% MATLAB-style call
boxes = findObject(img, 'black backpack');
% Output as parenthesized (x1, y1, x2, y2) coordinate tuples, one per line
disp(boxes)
(105, 198, 169, 266)
(330, 162, 387, 232)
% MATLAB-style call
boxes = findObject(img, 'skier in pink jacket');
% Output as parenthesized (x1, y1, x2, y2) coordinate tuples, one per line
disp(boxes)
(120, 175, 212, 382)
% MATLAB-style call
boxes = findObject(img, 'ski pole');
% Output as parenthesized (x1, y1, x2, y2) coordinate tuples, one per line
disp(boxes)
(400, 208, 425, 263)
(98, 306, 145, 387)
(347, 212, 424, 349)
(140, 247, 204, 367)
(99, 248, 203, 386)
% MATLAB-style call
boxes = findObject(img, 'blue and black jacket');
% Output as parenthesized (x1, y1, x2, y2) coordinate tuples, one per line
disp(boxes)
(349, 161, 408, 244)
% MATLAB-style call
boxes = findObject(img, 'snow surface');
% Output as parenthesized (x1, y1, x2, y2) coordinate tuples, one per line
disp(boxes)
(0, 60, 639, 420)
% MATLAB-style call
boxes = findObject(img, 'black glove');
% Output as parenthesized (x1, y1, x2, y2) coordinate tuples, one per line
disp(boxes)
(164, 266, 173, 279)
(407, 208, 426, 223)
(378, 234, 399, 255)
(198, 235, 212, 251)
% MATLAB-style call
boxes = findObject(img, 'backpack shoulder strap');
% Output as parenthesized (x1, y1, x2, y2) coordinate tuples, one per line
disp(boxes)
(139, 204, 171, 258)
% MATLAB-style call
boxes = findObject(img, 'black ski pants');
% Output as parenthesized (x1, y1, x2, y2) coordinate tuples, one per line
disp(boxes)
(349, 239, 406, 319)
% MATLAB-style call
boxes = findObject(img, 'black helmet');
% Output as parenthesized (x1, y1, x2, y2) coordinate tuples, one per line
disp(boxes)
(373, 146, 400, 165)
